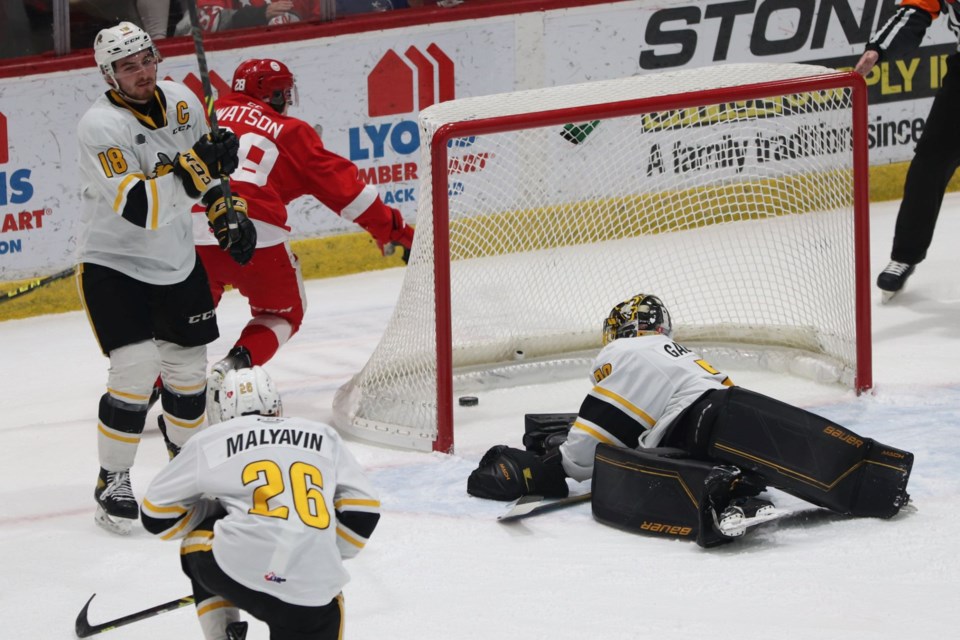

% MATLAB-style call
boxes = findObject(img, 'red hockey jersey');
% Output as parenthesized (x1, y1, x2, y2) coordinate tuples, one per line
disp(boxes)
(194, 91, 398, 248)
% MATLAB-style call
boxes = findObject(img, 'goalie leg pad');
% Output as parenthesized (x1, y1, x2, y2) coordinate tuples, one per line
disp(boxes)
(703, 387, 913, 518)
(591, 444, 745, 548)
(467, 445, 569, 501)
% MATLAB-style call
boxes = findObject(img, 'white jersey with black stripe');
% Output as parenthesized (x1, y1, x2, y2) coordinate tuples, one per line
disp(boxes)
(142, 414, 381, 607)
(560, 334, 732, 482)
(76, 81, 208, 285)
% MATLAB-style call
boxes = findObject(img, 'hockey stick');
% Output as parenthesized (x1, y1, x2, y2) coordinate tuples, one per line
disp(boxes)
(0, 267, 74, 304)
(75, 593, 194, 637)
(498, 492, 592, 522)
(183, 0, 240, 248)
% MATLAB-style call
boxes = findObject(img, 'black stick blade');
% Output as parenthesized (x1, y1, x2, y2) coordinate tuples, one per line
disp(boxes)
(75, 594, 98, 637)
(75, 593, 195, 637)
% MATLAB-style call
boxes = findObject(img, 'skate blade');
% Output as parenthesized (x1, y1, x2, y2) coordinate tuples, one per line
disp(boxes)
(880, 290, 898, 304)
(95, 506, 134, 535)
(717, 506, 783, 537)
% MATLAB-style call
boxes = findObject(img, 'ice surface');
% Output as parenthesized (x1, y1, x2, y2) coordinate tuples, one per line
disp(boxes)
(2, 198, 958, 638)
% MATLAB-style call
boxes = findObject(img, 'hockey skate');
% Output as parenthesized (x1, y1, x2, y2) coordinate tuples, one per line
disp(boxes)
(226, 621, 249, 640)
(206, 346, 251, 422)
(94, 468, 138, 535)
(877, 260, 915, 303)
(715, 497, 779, 538)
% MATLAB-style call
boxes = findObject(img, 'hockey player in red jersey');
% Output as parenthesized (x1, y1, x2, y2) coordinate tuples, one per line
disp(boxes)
(198, 58, 414, 416)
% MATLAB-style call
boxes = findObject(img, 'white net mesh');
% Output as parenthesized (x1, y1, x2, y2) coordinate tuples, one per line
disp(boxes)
(333, 63, 868, 451)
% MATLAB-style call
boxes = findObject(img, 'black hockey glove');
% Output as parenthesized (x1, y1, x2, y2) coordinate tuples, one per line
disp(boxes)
(213, 130, 241, 176)
(522, 413, 576, 455)
(174, 131, 241, 198)
(467, 445, 569, 501)
(203, 186, 257, 265)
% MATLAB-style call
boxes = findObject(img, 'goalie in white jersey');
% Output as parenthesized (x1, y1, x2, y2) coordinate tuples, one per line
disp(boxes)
(76, 21, 256, 534)
(142, 367, 380, 640)
(469, 294, 914, 547)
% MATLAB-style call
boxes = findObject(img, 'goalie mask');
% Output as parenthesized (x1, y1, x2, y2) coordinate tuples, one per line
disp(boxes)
(602, 294, 673, 345)
(94, 22, 161, 88)
(210, 366, 283, 424)
(232, 59, 298, 113)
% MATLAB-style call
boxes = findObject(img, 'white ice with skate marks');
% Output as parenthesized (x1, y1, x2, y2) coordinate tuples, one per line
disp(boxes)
(2, 198, 960, 638)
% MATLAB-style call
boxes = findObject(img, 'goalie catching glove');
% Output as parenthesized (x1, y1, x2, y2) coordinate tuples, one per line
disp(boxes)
(173, 131, 241, 198)
(203, 185, 257, 265)
(467, 445, 569, 501)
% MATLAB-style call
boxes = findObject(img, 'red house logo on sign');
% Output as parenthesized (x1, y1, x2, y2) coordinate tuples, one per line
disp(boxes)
(0, 111, 8, 165)
(165, 72, 232, 107)
(368, 44, 454, 117)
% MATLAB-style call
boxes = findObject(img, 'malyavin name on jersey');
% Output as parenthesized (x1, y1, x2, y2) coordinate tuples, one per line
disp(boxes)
(226, 428, 324, 457)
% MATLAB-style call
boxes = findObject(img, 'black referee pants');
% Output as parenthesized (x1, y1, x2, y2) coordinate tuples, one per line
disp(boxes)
(891, 52, 960, 264)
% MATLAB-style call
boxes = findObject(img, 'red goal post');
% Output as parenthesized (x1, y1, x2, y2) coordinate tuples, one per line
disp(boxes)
(334, 63, 871, 453)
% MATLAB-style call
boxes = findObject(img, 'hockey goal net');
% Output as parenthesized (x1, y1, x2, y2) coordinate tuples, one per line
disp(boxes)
(333, 63, 870, 453)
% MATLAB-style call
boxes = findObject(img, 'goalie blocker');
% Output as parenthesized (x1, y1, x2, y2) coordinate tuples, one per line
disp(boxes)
(593, 387, 913, 546)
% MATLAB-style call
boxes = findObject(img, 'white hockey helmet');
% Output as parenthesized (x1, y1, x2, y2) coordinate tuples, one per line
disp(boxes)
(210, 366, 283, 424)
(93, 21, 161, 87)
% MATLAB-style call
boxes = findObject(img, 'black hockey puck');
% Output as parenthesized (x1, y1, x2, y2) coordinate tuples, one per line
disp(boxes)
(459, 396, 479, 407)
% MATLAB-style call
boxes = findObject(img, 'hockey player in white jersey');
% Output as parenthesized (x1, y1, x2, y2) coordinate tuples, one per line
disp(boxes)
(76, 21, 257, 534)
(469, 294, 914, 547)
(141, 367, 380, 640)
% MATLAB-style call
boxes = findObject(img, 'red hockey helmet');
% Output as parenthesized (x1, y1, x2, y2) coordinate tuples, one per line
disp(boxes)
(231, 59, 298, 112)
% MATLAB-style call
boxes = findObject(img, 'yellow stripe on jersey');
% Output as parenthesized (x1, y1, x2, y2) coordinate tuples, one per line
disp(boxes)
(336, 526, 366, 549)
(571, 420, 615, 445)
(112, 174, 139, 212)
(142, 498, 188, 515)
(334, 498, 381, 510)
(111, 173, 147, 213)
(148, 178, 159, 229)
(592, 385, 656, 427)
(108, 89, 168, 130)
(160, 509, 197, 541)
(180, 529, 214, 553)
